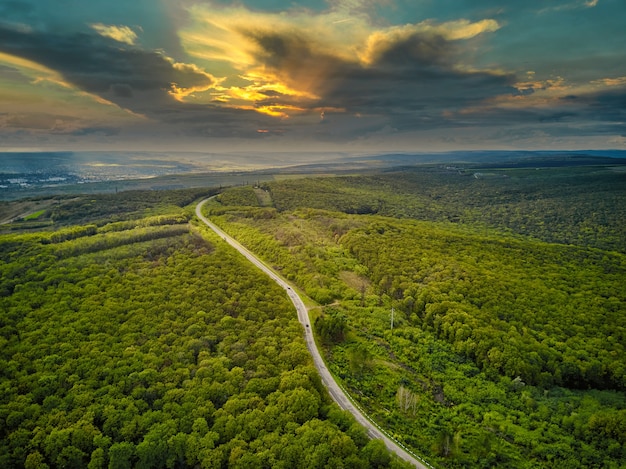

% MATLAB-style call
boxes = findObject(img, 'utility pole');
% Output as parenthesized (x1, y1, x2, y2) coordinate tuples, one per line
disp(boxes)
(391, 307, 394, 332)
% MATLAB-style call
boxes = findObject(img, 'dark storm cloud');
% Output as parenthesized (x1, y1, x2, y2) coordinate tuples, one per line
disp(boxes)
(247, 26, 517, 135)
(0, 22, 291, 140)
(471, 86, 626, 134)
(110, 83, 134, 98)
(244, 29, 347, 94)
(0, 23, 214, 111)
(248, 30, 344, 72)
(2, 1, 622, 149)
(148, 101, 279, 139)
(561, 88, 626, 122)
(327, 63, 514, 113)
(434, 84, 626, 143)
(335, 33, 515, 115)
(374, 32, 454, 68)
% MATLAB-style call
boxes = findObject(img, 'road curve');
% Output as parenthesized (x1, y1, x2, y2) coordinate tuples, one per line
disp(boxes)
(196, 198, 430, 468)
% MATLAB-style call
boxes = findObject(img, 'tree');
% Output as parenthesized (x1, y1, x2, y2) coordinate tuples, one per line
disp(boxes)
(57, 446, 86, 469)
(396, 386, 419, 416)
(315, 309, 348, 344)
(275, 388, 321, 424)
(87, 448, 106, 469)
(108, 442, 135, 469)
(24, 452, 49, 469)
(361, 439, 391, 468)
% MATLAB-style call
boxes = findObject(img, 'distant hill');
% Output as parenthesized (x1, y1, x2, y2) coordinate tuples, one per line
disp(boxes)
(1, 149, 625, 200)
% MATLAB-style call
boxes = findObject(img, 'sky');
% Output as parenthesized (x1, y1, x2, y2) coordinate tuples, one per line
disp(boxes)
(0, 0, 625, 154)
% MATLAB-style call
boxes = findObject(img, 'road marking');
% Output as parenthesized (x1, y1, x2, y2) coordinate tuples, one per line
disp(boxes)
(196, 199, 433, 468)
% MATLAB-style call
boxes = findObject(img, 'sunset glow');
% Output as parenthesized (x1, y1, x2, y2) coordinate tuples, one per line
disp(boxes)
(0, 0, 624, 151)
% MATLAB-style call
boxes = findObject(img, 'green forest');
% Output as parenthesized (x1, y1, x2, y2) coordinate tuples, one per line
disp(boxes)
(0, 191, 410, 468)
(2, 162, 625, 468)
(203, 164, 626, 468)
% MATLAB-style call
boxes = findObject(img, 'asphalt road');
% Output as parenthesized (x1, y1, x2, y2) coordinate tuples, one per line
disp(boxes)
(196, 198, 430, 468)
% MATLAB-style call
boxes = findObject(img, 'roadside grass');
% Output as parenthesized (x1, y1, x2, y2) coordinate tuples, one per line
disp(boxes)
(24, 209, 46, 220)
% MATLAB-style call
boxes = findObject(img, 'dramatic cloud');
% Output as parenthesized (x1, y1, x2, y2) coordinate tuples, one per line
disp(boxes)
(0, 0, 624, 151)
(561, 88, 626, 123)
(360, 19, 500, 65)
(0, 23, 217, 115)
(179, 3, 508, 132)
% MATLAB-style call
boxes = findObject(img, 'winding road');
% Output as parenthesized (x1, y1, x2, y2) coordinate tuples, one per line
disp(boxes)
(196, 198, 430, 468)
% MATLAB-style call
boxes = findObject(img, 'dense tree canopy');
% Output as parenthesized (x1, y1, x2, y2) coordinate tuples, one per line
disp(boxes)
(3, 161, 624, 468)
(264, 165, 626, 253)
(341, 220, 626, 390)
(0, 212, 409, 468)
(205, 167, 626, 468)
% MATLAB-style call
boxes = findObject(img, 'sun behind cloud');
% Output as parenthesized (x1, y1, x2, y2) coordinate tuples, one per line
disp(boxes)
(178, 3, 502, 120)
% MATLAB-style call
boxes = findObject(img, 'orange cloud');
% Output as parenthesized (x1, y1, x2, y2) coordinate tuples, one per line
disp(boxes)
(0, 51, 146, 133)
(91, 23, 138, 45)
(167, 62, 219, 101)
(590, 76, 626, 87)
(359, 19, 500, 65)
(0, 52, 72, 89)
(256, 104, 306, 118)
(178, 4, 502, 120)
